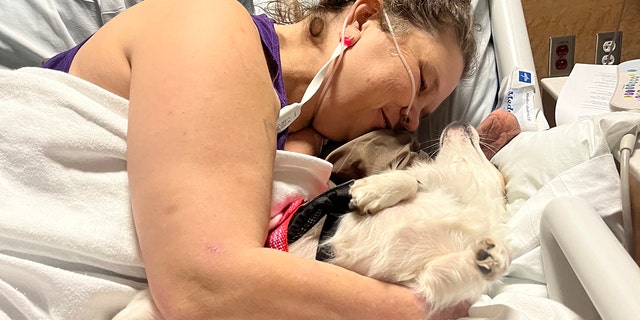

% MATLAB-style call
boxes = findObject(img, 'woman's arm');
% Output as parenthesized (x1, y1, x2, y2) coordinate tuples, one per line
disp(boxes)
(285, 127, 327, 156)
(122, 0, 439, 319)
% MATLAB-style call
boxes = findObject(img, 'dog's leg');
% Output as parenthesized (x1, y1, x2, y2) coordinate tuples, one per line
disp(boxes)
(474, 237, 510, 281)
(349, 170, 419, 215)
(413, 237, 510, 313)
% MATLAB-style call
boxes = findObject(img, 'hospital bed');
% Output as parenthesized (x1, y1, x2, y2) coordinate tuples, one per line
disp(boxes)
(0, 0, 639, 319)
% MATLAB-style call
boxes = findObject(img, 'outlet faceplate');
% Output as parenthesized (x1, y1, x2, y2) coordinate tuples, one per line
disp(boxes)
(596, 31, 623, 65)
(549, 35, 575, 77)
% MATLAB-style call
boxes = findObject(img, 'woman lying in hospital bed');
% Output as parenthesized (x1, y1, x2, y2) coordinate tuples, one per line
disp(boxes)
(1, 0, 639, 319)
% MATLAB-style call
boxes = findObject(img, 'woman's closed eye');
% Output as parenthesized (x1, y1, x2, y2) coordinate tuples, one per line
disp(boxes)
(419, 73, 427, 92)
(418, 62, 427, 92)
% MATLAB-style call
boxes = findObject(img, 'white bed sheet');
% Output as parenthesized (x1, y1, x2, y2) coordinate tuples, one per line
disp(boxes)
(474, 111, 640, 320)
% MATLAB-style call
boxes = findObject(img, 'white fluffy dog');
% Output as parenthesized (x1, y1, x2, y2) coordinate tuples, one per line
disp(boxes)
(290, 122, 511, 313)
(114, 122, 511, 319)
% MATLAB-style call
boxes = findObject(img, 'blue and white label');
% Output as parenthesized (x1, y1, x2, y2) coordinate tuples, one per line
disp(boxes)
(498, 67, 539, 131)
(519, 71, 532, 84)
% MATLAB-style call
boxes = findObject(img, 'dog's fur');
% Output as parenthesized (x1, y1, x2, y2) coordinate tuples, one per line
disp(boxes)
(114, 123, 511, 319)
(290, 122, 511, 313)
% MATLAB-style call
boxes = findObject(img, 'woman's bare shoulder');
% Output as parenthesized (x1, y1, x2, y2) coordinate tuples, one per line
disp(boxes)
(72, 0, 266, 98)
(123, 0, 260, 54)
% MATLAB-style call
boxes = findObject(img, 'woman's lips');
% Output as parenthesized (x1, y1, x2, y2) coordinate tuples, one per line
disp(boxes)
(381, 110, 393, 130)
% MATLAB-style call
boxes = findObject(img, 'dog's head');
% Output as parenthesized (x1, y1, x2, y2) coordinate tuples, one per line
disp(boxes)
(437, 122, 496, 163)
(434, 122, 507, 222)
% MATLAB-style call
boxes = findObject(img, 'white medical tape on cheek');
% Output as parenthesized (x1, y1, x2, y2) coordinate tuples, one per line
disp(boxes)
(276, 43, 347, 133)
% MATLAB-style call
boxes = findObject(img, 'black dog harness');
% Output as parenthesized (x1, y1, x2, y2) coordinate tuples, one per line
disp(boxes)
(287, 180, 354, 261)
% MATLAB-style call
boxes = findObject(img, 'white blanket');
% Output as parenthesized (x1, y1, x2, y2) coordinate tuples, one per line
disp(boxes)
(0, 67, 332, 320)
(0, 68, 138, 319)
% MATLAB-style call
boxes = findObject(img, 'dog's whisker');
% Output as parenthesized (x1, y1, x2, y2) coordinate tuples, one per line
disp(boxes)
(418, 143, 439, 153)
(477, 133, 496, 140)
(418, 139, 441, 159)
(479, 140, 499, 151)
(419, 146, 440, 159)
(418, 137, 440, 147)
(479, 140, 499, 153)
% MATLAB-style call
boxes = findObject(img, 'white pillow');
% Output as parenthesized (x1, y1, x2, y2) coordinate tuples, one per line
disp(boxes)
(0, 0, 143, 69)
(0, 1, 264, 70)
(493, 112, 640, 213)
(492, 111, 640, 259)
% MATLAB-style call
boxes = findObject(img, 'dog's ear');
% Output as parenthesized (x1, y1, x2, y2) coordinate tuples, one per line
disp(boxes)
(324, 129, 422, 183)
(476, 110, 521, 160)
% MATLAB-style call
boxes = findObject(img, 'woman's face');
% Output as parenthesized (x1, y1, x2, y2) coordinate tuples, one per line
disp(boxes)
(312, 22, 464, 142)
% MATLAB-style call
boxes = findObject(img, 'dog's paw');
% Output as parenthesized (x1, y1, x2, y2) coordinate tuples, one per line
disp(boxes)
(349, 171, 418, 215)
(349, 177, 392, 215)
(474, 238, 510, 280)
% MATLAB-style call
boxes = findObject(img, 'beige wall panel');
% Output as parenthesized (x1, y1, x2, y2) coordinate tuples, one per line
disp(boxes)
(521, 0, 640, 81)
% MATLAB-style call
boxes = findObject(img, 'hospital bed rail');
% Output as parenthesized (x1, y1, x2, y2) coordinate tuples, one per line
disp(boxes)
(541, 196, 640, 320)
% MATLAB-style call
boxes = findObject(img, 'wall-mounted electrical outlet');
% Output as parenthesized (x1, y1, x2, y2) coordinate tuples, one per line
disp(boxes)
(548, 35, 575, 77)
(595, 31, 623, 65)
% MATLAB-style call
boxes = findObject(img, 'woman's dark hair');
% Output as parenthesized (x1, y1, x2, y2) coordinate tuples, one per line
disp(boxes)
(262, 0, 477, 78)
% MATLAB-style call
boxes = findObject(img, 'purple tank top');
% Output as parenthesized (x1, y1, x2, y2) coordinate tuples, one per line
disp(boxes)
(41, 14, 288, 149)
(41, 37, 90, 72)
(252, 14, 288, 149)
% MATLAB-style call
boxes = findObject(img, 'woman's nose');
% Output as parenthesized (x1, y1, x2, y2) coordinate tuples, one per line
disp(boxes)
(401, 106, 421, 132)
